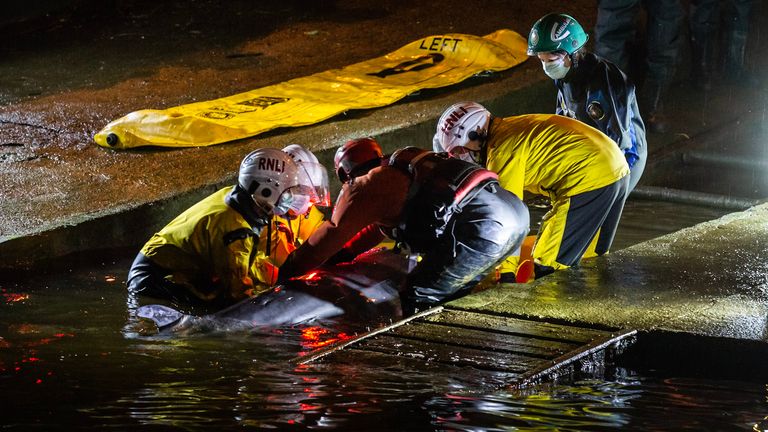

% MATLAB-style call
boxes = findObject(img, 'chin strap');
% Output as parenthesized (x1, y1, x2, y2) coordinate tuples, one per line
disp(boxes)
(475, 117, 493, 166)
(226, 185, 271, 235)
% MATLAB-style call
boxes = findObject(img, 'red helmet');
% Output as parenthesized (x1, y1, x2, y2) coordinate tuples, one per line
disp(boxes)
(334, 137, 384, 183)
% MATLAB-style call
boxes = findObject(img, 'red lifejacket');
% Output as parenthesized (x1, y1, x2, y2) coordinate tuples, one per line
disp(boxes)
(384, 147, 498, 252)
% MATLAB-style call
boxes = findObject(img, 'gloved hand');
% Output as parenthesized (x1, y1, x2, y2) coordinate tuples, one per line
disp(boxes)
(400, 296, 418, 317)
(497, 272, 517, 283)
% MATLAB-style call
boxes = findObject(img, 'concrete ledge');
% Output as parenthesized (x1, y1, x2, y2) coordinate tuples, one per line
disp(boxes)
(619, 330, 768, 382)
(0, 182, 229, 269)
(0, 74, 553, 269)
(449, 203, 768, 341)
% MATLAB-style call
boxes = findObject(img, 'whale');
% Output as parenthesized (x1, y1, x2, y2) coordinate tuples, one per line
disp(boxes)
(136, 248, 416, 334)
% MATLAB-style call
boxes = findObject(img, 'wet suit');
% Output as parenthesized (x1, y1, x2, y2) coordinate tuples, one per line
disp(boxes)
(554, 51, 647, 192)
(487, 114, 630, 278)
(127, 186, 275, 309)
(278, 150, 529, 313)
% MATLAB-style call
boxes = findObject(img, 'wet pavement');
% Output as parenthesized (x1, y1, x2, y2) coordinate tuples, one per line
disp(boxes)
(452, 202, 768, 341)
(2, 0, 768, 345)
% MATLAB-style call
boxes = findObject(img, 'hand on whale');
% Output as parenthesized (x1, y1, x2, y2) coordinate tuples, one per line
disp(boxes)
(136, 248, 416, 335)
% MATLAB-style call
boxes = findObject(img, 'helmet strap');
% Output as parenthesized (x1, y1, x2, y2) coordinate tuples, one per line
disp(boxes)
(226, 185, 271, 229)
(567, 50, 584, 72)
(476, 116, 494, 166)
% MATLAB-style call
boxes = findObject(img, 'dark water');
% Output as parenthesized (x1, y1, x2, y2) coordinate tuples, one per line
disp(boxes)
(2, 200, 765, 430)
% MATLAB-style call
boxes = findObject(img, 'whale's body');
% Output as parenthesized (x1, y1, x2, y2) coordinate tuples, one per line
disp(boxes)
(136, 249, 416, 334)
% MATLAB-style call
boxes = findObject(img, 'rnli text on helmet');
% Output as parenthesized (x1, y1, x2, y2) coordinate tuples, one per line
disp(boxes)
(258, 157, 285, 173)
(440, 106, 469, 134)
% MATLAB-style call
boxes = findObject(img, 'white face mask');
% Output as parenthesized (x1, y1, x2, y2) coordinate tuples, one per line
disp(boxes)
(542, 58, 570, 80)
(286, 194, 311, 218)
(272, 190, 294, 216)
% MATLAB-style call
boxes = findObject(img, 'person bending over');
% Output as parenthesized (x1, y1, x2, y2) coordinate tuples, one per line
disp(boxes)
(127, 147, 316, 310)
(434, 102, 629, 281)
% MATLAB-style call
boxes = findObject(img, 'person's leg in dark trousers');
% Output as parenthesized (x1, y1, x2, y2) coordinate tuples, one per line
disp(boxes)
(594, 176, 630, 255)
(553, 177, 630, 267)
(403, 185, 529, 313)
(640, 0, 684, 132)
(723, 0, 759, 86)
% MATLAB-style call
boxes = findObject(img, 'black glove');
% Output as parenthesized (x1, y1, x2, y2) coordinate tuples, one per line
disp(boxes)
(497, 272, 517, 283)
(276, 251, 298, 284)
(400, 296, 417, 317)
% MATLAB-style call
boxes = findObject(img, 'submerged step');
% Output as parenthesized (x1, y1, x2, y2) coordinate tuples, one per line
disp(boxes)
(294, 307, 636, 388)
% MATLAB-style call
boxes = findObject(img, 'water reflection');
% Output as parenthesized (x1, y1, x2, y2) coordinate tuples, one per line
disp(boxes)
(421, 371, 767, 431)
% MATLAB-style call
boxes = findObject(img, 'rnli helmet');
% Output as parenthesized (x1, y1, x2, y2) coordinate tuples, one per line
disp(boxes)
(527, 13, 589, 55)
(433, 102, 491, 163)
(238, 148, 311, 217)
(282, 144, 331, 208)
(334, 137, 384, 183)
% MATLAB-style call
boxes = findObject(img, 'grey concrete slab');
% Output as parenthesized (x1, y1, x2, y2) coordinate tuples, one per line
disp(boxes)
(450, 203, 768, 341)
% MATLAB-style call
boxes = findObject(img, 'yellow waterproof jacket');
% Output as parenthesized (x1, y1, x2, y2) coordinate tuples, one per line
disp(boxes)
(258, 206, 326, 283)
(486, 114, 629, 200)
(140, 187, 271, 303)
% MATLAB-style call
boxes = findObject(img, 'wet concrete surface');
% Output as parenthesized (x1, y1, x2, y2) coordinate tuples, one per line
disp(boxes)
(2, 0, 768, 344)
(452, 203, 768, 341)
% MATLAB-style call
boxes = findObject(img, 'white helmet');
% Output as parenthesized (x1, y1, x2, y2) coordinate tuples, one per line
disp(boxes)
(238, 148, 311, 217)
(282, 144, 331, 210)
(433, 102, 491, 163)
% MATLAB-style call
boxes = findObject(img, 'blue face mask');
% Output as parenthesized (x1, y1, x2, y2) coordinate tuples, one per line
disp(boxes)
(542, 58, 570, 80)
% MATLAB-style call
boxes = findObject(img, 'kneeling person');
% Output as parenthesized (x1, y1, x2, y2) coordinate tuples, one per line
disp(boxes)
(277, 138, 530, 314)
(127, 147, 314, 310)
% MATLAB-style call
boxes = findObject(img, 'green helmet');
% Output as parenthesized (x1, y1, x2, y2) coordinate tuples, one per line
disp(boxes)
(527, 13, 588, 56)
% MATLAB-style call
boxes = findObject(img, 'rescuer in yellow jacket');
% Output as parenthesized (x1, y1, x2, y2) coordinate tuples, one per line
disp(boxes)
(257, 144, 330, 284)
(433, 102, 630, 281)
(127, 147, 320, 310)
